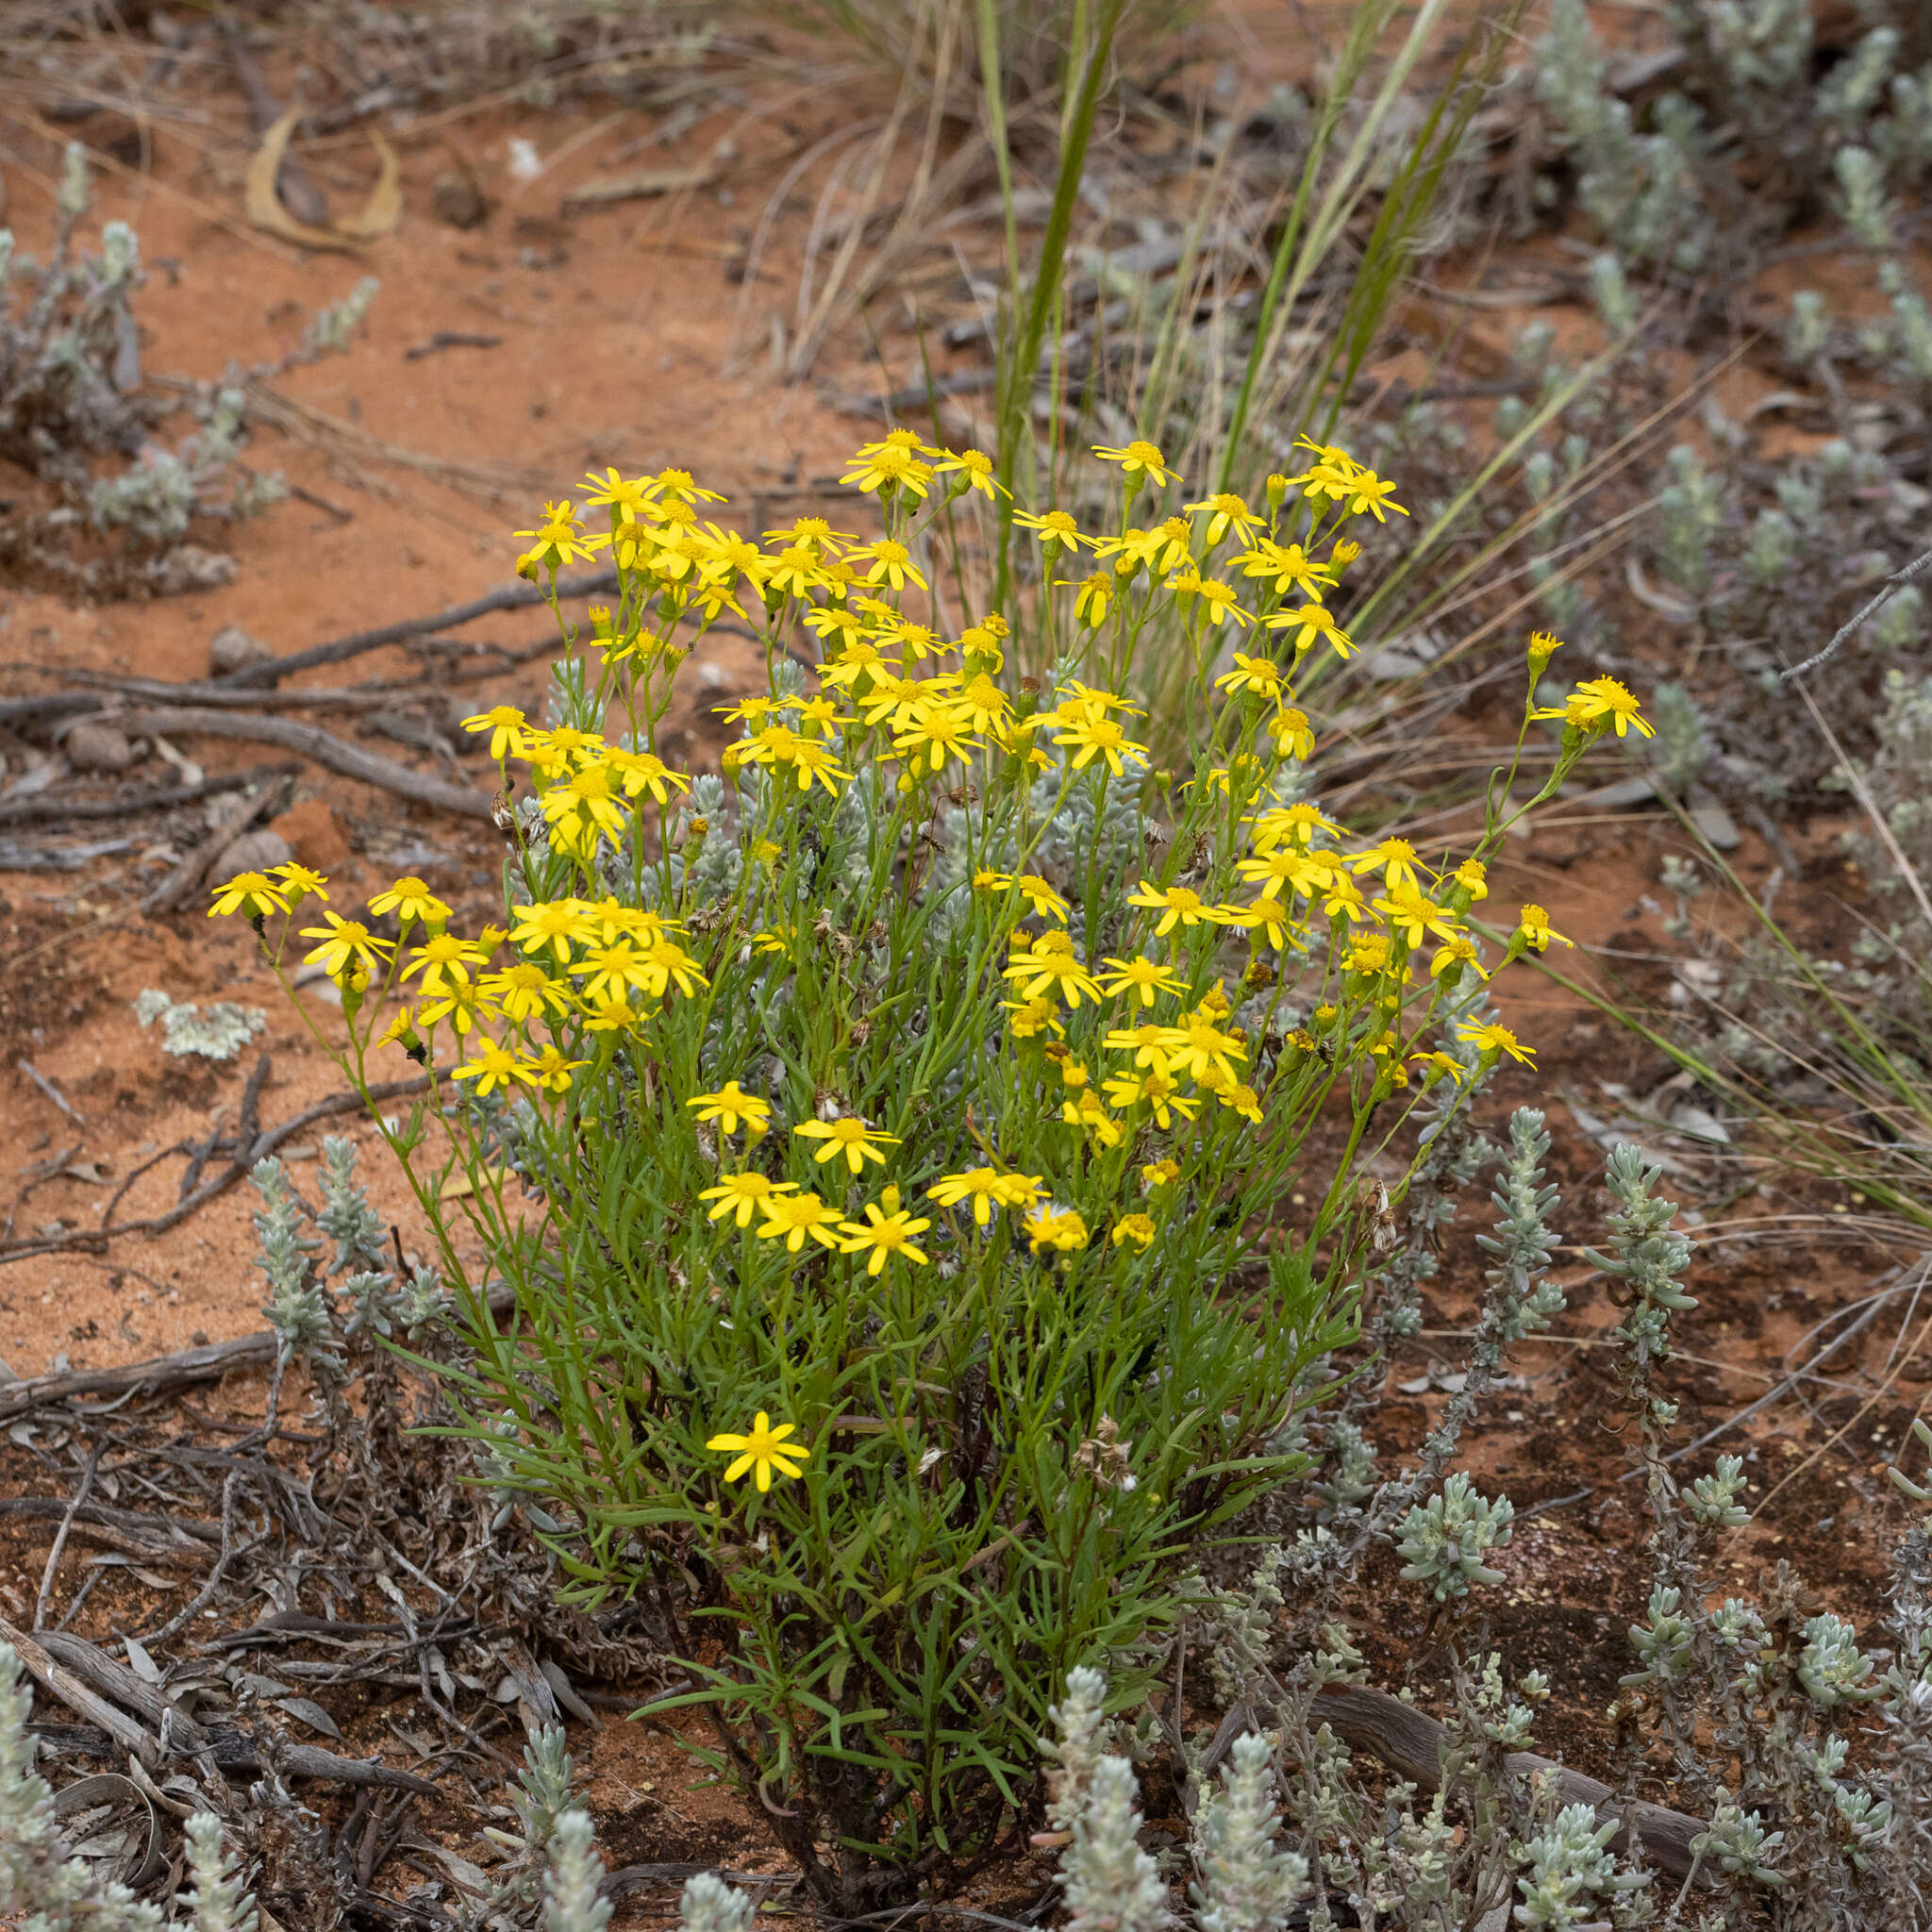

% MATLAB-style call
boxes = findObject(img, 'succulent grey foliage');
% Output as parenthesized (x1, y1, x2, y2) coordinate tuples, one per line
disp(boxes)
(1537, 0, 1932, 278)
(1059, 1755, 1170, 1932)
(678, 1872, 757, 1932)
(316, 1136, 390, 1275)
(513, 1723, 579, 1853)
(132, 989, 267, 1061)
(0, 1641, 164, 1929)
(183, 1810, 258, 1932)
(1511, 1801, 1624, 1929)
(1188, 1732, 1308, 1932)
(251, 1157, 337, 1374)
(1394, 1471, 1514, 1603)
(0, 144, 294, 560)
(540, 1807, 611, 1932)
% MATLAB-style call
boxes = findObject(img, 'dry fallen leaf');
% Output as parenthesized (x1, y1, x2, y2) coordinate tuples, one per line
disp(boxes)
(245, 110, 357, 252)
(561, 163, 714, 211)
(336, 130, 402, 240)
(439, 1163, 506, 1202)
(246, 115, 402, 248)
(275, 1693, 343, 1740)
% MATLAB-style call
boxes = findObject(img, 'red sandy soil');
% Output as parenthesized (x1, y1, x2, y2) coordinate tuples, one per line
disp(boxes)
(0, 5, 1925, 1913)
(0, 75, 888, 1370)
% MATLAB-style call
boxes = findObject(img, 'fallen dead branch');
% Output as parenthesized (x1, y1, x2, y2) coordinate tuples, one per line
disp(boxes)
(74, 637, 559, 708)
(0, 576, 640, 846)
(32, 1442, 101, 1628)
(1, 1617, 161, 1766)
(6, 1615, 442, 1791)
(116, 707, 494, 820)
(1, 1067, 440, 1269)
(603, 1862, 800, 1901)
(0, 834, 137, 872)
(1312, 1683, 1706, 1882)
(74, 680, 409, 714)
(211, 567, 621, 689)
(0, 760, 301, 826)
(0, 1335, 278, 1424)
(0, 1499, 219, 1543)
(0, 693, 115, 731)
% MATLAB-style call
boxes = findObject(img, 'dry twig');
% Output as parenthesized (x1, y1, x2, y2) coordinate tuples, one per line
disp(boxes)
(118, 707, 493, 820)
(211, 567, 621, 689)
(1313, 1684, 1707, 1881)
(0, 761, 300, 826)
(1780, 545, 1932, 681)
(0, 1068, 439, 1269)
(32, 1444, 101, 1631)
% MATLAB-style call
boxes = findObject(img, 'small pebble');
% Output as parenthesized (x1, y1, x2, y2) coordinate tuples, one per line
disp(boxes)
(64, 720, 137, 773)
(432, 171, 491, 229)
(208, 624, 275, 675)
(214, 828, 292, 878)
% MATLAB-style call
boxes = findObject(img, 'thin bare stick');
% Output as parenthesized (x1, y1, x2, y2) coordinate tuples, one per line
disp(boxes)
(1790, 678, 1932, 935)
(116, 708, 492, 821)
(0, 1269, 515, 1424)
(1781, 544, 1932, 680)
(601, 1863, 802, 1902)
(33, 1443, 101, 1631)
(1616, 1277, 1907, 1479)
(0, 762, 300, 826)
(17, 1058, 87, 1128)
(143, 782, 288, 915)
(0, 1335, 277, 1425)
(50, 1568, 107, 1633)
(0, 1071, 438, 1267)
(1312, 1683, 1706, 1881)
(212, 568, 620, 689)
(140, 1471, 244, 1647)
(1745, 1291, 1932, 1522)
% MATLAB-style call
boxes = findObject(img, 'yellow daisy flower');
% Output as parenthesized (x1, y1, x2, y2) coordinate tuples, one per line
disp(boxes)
(706, 1412, 808, 1492)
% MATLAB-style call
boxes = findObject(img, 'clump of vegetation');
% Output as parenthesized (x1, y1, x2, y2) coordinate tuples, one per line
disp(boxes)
(1182, 0, 1930, 833)
(214, 432, 1645, 1909)
(644, 1141, 1932, 1929)
(0, 148, 386, 593)
(0, 1641, 620, 1931)
(1536, 0, 1932, 283)
(21, 1078, 1932, 1925)
(1471, 0, 1932, 796)
(133, 987, 268, 1061)
(1621, 672, 1932, 1245)
(14, 4, 1932, 1924)
(0, 1120, 675, 1928)
(0, 143, 286, 571)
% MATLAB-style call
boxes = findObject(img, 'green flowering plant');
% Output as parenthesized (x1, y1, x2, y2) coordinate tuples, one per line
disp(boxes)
(214, 433, 1638, 1910)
